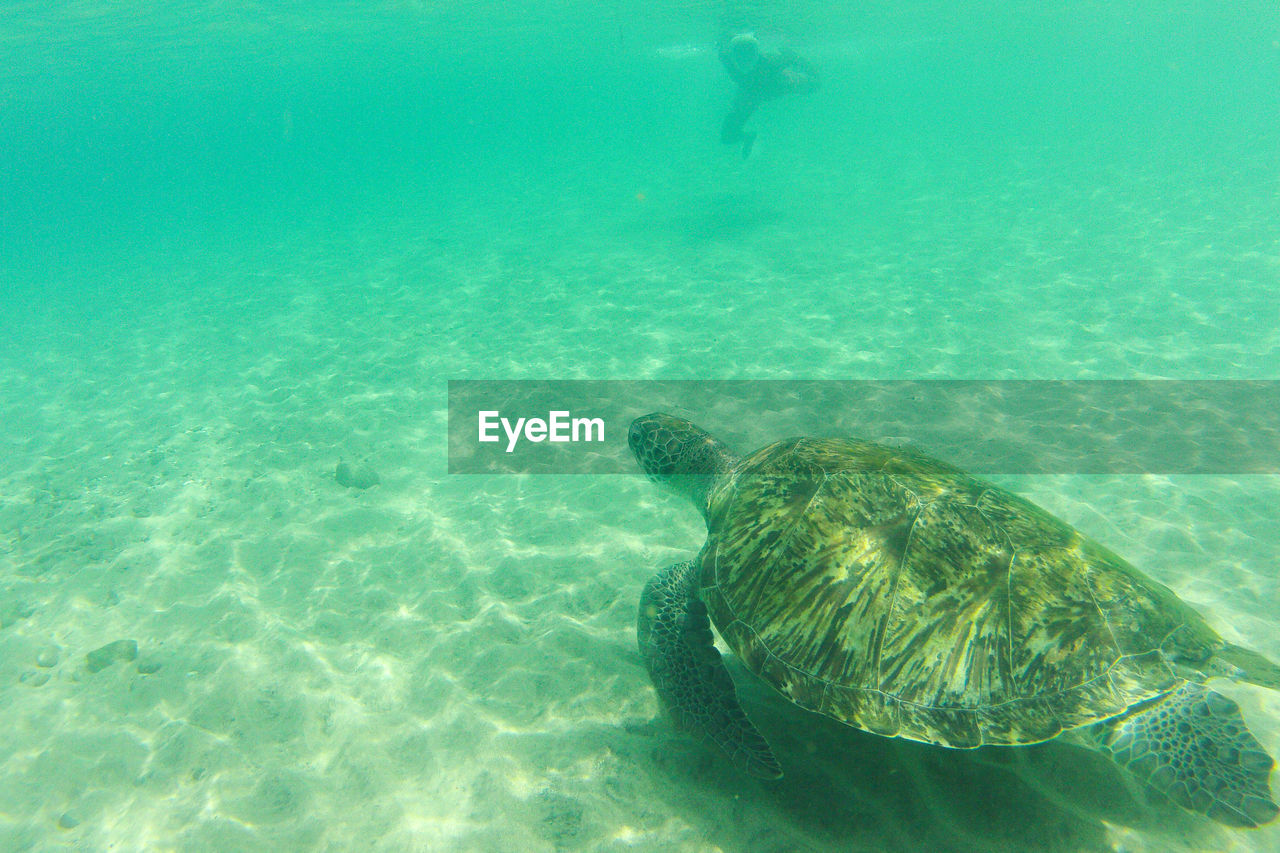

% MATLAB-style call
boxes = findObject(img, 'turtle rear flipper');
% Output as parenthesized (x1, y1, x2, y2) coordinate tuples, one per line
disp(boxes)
(1093, 683, 1278, 827)
(638, 560, 782, 779)
(1214, 642, 1280, 690)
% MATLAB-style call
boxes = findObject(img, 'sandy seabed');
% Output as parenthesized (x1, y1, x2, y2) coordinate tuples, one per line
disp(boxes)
(2, 149, 1279, 852)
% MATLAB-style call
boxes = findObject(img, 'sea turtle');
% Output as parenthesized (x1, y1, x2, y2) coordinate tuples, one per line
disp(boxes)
(629, 412, 1280, 828)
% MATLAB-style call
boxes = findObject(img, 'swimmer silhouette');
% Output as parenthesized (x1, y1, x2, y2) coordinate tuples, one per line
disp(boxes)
(719, 33, 819, 159)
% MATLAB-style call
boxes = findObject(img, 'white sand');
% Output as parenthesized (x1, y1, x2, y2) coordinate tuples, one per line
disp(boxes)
(1, 148, 1278, 852)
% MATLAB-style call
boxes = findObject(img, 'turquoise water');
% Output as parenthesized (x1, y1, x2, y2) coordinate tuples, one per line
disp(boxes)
(2, 2, 1279, 850)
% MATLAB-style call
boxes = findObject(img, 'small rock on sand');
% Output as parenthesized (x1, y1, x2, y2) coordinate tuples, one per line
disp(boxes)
(335, 461, 380, 490)
(86, 639, 139, 673)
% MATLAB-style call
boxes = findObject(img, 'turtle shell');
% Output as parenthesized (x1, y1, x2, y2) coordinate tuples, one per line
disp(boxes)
(697, 437, 1222, 748)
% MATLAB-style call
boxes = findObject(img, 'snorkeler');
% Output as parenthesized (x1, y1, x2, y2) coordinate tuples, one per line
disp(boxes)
(719, 32, 819, 159)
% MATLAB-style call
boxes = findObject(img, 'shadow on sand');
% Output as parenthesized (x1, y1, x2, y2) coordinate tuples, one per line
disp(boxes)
(629, 658, 1226, 853)
(660, 192, 786, 246)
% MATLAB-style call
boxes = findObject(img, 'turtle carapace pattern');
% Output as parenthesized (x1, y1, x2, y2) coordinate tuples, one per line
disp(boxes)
(630, 413, 1279, 829)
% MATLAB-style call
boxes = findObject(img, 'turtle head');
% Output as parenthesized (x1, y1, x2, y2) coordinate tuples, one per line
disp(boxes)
(629, 413, 736, 519)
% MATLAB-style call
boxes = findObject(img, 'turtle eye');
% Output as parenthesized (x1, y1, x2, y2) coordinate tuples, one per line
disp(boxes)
(628, 416, 666, 475)
(627, 419, 646, 450)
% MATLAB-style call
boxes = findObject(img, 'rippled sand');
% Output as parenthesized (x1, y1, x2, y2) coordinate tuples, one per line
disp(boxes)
(1, 150, 1278, 851)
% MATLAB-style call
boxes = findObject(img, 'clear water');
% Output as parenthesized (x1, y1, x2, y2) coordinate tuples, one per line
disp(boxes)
(2, 2, 1278, 850)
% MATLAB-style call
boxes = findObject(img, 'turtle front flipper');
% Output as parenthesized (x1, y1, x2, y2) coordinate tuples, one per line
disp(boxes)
(637, 560, 782, 779)
(1089, 683, 1278, 827)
